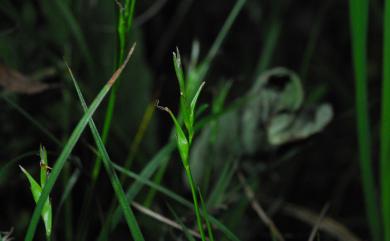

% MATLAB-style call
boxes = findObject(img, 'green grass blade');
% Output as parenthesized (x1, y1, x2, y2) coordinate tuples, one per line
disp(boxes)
(166, 204, 197, 241)
(207, 161, 235, 208)
(67, 48, 145, 241)
(20, 166, 52, 240)
(91, 0, 136, 191)
(1, 95, 61, 146)
(112, 163, 241, 241)
(96, 142, 175, 241)
(198, 188, 215, 241)
(23, 57, 124, 241)
(382, 0, 390, 239)
(349, 0, 382, 240)
(198, 0, 247, 82)
(53, 0, 95, 73)
(54, 168, 80, 220)
(253, 21, 281, 77)
(299, 0, 332, 81)
(0, 151, 37, 185)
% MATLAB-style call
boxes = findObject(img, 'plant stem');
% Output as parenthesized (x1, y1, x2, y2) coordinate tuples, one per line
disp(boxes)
(382, 0, 390, 240)
(185, 166, 207, 241)
(349, 0, 382, 240)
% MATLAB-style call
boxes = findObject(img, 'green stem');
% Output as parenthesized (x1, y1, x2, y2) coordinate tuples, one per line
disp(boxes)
(349, 0, 382, 240)
(382, 0, 390, 239)
(185, 166, 207, 241)
(199, 0, 247, 81)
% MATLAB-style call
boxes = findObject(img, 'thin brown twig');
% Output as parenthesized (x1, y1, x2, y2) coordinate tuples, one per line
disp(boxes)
(238, 172, 285, 241)
(308, 203, 330, 241)
(281, 202, 363, 241)
(131, 201, 202, 239)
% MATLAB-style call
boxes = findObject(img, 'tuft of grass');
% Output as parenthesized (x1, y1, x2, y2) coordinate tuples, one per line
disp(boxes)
(143, 0, 247, 211)
(349, 0, 382, 240)
(111, 162, 241, 241)
(23, 45, 130, 241)
(96, 142, 176, 241)
(20, 146, 52, 241)
(156, 48, 209, 241)
(67, 43, 145, 241)
(76, 2, 137, 239)
(381, 0, 390, 239)
(94, 0, 137, 180)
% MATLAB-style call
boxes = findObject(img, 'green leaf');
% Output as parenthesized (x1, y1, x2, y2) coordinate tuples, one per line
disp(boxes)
(173, 49, 186, 95)
(198, 188, 215, 241)
(20, 166, 52, 239)
(162, 106, 189, 166)
(189, 81, 206, 132)
(96, 142, 176, 241)
(112, 162, 242, 241)
(24, 48, 125, 241)
(67, 61, 145, 241)
(39, 145, 48, 187)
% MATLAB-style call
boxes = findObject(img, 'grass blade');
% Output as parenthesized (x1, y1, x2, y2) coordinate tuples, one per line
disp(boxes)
(20, 165, 52, 240)
(198, 188, 215, 241)
(1, 95, 61, 146)
(167, 204, 197, 241)
(67, 44, 145, 241)
(382, 0, 390, 239)
(53, 0, 95, 73)
(96, 142, 175, 241)
(112, 163, 241, 241)
(199, 0, 247, 81)
(23, 51, 126, 241)
(95, 0, 137, 180)
(349, 0, 381, 240)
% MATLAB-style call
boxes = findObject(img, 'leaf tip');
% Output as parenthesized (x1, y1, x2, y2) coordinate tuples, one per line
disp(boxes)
(107, 42, 136, 86)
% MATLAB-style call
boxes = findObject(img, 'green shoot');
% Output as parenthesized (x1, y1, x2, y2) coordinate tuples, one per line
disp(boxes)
(157, 48, 207, 241)
(23, 45, 128, 241)
(67, 43, 145, 241)
(382, 0, 390, 240)
(20, 146, 52, 240)
(349, 0, 382, 240)
(94, 0, 137, 180)
(199, 187, 215, 241)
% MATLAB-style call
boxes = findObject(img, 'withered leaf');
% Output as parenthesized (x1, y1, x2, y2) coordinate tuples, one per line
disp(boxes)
(0, 63, 50, 94)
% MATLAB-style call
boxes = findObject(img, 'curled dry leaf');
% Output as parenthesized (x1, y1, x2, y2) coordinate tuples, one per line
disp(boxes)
(0, 63, 51, 94)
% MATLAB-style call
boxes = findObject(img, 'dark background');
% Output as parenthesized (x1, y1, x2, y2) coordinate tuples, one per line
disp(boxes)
(0, 0, 384, 240)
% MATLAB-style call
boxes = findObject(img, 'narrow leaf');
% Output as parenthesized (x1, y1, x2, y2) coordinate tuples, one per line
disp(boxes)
(173, 49, 186, 94)
(156, 103, 189, 166)
(23, 51, 126, 241)
(67, 60, 145, 241)
(20, 166, 52, 239)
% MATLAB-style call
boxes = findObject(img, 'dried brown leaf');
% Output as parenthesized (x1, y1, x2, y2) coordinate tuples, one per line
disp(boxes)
(0, 63, 50, 94)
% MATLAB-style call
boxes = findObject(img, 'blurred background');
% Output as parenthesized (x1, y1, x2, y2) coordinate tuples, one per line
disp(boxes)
(0, 0, 384, 240)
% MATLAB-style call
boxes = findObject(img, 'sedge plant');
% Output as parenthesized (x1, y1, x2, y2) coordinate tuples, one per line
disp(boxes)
(94, 0, 136, 179)
(144, 0, 247, 208)
(20, 146, 52, 241)
(156, 48, 213, 241)
(76, 1, 136, 239)
(67, 44, 145, 241)
(22, 42, 130, 241)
